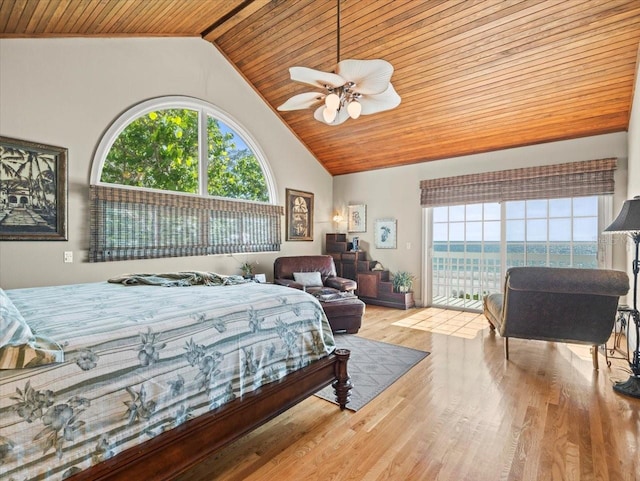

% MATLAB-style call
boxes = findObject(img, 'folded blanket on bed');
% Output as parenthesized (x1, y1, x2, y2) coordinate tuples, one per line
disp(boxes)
(108, 271, 252, 287)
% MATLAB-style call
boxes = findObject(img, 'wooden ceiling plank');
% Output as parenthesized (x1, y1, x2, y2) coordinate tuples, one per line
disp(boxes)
(242, 1, 632, 103)
(362, 2, 638, 81)
(345, 0, 554, 63)
(141, 1, 189, 33)
(408, 77, 634, 125)
(422, 59, 636, 115)
(306, 91, 631, 147)
(216, 0, 319, 53)
(165, 1, 226, 33)
(97, 0, 135, 34)
(43, 0, 75, 33)
(404, 42, 638, 108)
(227, 3, 336, 72)
(102, 0, 156, 33)
(323, 114, 627, 174)
(312, 99, 630, 154)
(72, 0, 109, 34)
(258, 34, 638, 111)
(368, 113, 627, 163)
(300, 87, 632, 150)
(25, 0, 54, 33)
(11, 0, 39, 34)
(203, 0, 271, 41)
(375, 4, 639, 88)
(49, 0, 87, 33)
(0, 0, 23, 33)
(219, 0, 334, 67)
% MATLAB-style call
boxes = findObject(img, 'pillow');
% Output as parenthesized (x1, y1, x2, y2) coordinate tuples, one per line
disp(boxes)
(0, 289, 34, 347)
(293, 271, 324, 287)
(0, 289, 64, 369)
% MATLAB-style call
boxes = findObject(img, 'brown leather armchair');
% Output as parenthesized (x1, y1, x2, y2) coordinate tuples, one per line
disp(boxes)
(483, 266, 629, 369)
(273, 255, 356, 293)
(274, 255, 364, 333)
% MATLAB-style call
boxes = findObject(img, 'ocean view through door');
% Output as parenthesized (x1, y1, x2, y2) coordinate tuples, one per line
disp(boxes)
(429, 196, 602, 310)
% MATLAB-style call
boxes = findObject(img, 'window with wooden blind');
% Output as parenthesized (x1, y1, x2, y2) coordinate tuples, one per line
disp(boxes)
(89, 96, 281, 262)
(422, 159, 617, 310)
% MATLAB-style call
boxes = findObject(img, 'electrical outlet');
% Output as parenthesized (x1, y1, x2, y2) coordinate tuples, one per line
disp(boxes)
(64, 251, 73, 263)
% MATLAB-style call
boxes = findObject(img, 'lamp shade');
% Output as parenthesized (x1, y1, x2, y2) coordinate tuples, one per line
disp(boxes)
(605, 196, 640, 233)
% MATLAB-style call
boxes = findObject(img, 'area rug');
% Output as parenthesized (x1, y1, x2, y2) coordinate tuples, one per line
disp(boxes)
(315, 335, 429, 411)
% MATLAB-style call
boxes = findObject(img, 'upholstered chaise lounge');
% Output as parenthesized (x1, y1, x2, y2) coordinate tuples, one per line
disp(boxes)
(274, 255, 365, 333)
(483, 266, 629, 369)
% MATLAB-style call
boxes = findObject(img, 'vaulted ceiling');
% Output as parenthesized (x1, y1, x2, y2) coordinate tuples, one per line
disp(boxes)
(1, 0, 640, 176)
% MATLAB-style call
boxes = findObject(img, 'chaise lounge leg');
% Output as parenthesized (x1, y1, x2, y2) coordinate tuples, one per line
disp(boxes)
(504, 337, 509, 360)
(592, 345, 599, 370)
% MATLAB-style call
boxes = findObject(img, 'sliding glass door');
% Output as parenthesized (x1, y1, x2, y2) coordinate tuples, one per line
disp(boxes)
(429, 196, 601, 310)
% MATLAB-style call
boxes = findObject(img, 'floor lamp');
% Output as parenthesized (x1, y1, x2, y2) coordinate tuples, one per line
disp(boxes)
(604, 195, 640, 398)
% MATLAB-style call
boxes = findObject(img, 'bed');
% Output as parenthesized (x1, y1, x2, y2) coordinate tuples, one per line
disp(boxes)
(0, 278, 351, 481)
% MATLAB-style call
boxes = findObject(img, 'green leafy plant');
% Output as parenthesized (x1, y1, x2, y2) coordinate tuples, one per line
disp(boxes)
(240, 262, 254, 277)
(392, 271, 415, 293)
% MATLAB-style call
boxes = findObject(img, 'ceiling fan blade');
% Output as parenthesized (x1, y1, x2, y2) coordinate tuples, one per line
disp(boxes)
(336, 59, 394, 95)
(277, 92, 325, 111)
(313, 105, 350, 125)
(289, 67, 345, 89)
(360, 83, 401, 115)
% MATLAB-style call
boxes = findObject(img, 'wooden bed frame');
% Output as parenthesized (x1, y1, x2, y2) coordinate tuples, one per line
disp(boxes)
(69, 349, 351, 481)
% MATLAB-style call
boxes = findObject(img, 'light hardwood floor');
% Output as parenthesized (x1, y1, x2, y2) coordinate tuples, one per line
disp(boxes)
(177, 305, 640, 481)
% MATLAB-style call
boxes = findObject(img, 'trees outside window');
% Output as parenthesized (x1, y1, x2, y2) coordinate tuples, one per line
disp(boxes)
(100, 107, 268, 202)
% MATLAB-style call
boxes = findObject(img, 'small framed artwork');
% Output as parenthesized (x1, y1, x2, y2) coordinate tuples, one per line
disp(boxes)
(375, 218, 397, 249)
(286, 188, 314, 241)
(348, 204, 366, 232)
(0, 136, 68, 241)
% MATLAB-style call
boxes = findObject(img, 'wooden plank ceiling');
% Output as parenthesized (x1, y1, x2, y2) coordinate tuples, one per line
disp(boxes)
(1, 0, 639, 176)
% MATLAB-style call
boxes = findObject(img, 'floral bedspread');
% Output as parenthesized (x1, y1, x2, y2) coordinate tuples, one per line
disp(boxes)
(0, 281, 335, 480)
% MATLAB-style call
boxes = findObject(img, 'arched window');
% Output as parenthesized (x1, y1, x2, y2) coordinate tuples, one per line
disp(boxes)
(89, 96, 282, 262)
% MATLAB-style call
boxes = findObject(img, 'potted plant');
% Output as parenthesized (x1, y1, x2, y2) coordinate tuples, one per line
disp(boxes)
(392, 271, 415, 293)
(240, 262, 255, 279)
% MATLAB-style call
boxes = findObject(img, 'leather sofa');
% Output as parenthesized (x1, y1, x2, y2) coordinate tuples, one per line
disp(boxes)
(274, 255, 364, 333)
(483, 266, 629, 369)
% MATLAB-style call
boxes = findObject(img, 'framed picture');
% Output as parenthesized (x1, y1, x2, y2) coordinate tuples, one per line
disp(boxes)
(286, 188, 313, 241)
(0, 136, 68, 241)
(348, 204, 366, 232)
(375, 218, 397, 249)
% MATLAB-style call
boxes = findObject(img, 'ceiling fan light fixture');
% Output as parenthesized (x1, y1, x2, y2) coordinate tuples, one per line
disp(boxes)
(325, 92, 340, 110)
(276, 0, 400, 126)
(323, 107, 337, 123)
(347, 100, 361, 119)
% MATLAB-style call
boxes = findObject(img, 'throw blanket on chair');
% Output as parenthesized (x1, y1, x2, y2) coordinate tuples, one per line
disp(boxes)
(108, 271, 252, 287)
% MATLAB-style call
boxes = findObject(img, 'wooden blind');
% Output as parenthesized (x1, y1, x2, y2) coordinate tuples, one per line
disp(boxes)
(420, 158, 617, 207)
(89, 185, 283, 262)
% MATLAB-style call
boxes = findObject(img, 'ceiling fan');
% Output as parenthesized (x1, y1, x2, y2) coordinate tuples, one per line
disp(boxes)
(277, 0, 401, 126)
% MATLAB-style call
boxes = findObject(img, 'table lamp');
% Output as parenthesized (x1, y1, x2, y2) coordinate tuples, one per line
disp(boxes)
(604, 195, 640, 398)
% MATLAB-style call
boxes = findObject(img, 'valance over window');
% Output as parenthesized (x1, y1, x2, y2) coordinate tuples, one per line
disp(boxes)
(89, 185, 283, 262)
(420, 158, 617, 207)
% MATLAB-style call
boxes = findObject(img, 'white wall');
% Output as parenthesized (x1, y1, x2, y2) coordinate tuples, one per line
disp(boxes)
(624, 51, 640, 352)
(333, 132, 629, 305)
(0, 38, 333, 288)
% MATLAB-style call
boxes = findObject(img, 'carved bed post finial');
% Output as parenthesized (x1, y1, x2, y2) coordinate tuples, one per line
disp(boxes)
(332, 348, 352, 410)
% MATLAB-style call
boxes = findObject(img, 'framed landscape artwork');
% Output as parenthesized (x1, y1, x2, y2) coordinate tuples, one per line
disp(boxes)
(375, 218, 397, 249)
(348, 204, 366, 232)
(286, 188, 313, 241)
(0, 136, 68, 241)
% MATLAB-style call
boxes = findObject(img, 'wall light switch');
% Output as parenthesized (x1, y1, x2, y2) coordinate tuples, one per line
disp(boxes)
(406, 242, 411, 250)
(64, 251, 73, 263)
